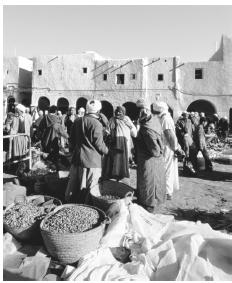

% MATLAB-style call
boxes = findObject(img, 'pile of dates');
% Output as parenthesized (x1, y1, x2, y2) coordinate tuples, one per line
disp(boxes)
(98, 194, 120, 200)
(4, 202, 45, 229)
(42, 206, 100, 233)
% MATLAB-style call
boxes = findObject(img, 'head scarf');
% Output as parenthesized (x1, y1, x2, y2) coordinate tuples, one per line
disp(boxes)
(15, 104, 26, 115)
(115, 106, 126, 120)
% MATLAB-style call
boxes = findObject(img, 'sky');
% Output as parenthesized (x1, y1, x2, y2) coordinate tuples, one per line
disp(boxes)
(3, 5, 232, 62)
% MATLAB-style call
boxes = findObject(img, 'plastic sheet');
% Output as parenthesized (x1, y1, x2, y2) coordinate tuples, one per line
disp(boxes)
(68, 203, 232, 281)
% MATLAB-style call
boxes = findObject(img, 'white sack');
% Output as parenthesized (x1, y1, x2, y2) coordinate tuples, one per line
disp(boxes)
(67, 248, 149, 281)
(100, 199, 131, 248)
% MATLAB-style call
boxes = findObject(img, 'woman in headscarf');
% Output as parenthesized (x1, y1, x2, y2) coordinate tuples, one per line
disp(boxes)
(65, 107, 78, 137)
(102, 106, 137, 182)
(136, 99, 166, 213)
(152, 101, 180, 200)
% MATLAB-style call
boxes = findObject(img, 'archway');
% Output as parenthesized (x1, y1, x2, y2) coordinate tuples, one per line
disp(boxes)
(57, 97, 69, 114)
(38, 96, 50, 111)
(7, 96, 15, 113)
(123, 102, 140, 121)
(76, 97, 87, 113)
(187, 99, 216, 118)
(101, 100, 114, 120)
(22, 98, 31, 107)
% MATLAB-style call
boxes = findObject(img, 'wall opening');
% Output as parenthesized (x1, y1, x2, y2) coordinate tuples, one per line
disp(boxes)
(130, 73, 136, 80)
(57, 97, 69, 114)
(187, 99, 216, 119)
(38, 96, 50, 111)
(76, 97, 88, 112)
(158, 74, 164, 81)
(101, 100, 114, 120)
(7, 96, 15, 113)
(116, 74, 125, 84)
(195, 68, 203, 79)
(123, 102, 140, 122)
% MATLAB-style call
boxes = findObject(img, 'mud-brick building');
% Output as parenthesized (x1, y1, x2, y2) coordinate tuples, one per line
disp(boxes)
(31, 35, 232, 123)
(3, 35, 232, 124)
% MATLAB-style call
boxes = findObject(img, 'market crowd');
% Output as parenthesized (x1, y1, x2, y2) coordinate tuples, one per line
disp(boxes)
(3, 100, 230, 213)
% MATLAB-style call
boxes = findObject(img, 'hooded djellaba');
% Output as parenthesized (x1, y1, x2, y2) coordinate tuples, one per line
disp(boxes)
(39, 105, 69, 164)
(135, 99, 166, 213)
(102, 106, 137, 182)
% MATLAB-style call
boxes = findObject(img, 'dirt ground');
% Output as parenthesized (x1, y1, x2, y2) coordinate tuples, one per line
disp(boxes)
(129, 161, 232, 234)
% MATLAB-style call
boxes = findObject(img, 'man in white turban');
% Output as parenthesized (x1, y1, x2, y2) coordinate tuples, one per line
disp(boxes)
(151, 101, 180, 200)
(65, 99, 109, 203)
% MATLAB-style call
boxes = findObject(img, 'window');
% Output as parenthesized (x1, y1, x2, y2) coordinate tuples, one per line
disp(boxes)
(38, 69, 42, 76)
(130, 73, 136, 80)
(83, 67, 87, 74)
(116, 74, 125, 84)
(195, 68, 203, 79)
(103, 74, 107, 81)
(158, 74, 164, 81)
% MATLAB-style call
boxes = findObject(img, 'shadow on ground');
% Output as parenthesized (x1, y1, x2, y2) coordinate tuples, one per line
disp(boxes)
(165, 208, 232, 234)
(179, 168, 232, 182)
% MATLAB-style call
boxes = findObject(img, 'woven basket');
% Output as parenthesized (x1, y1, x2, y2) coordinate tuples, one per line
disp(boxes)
(90, 180, 135, 212)
(40, 204, 109, 264)
(3, 195, 62, 242)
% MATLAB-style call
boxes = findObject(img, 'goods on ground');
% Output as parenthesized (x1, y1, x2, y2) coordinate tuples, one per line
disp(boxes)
(42, 206, 100, 233)
(4, 202, 45, 230)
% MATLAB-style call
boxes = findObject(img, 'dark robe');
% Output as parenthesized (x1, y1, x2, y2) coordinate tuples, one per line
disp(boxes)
(136, 115, 166, 212)
(102, 117, 131, 180)
(39, 114, 68, 154)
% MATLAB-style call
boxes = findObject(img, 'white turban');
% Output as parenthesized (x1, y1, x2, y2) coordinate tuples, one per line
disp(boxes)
(86, 100, 102, 114)
(151, 101, 169, 114)
(15, 104, 26, 113)
(78, 107, 85, 113)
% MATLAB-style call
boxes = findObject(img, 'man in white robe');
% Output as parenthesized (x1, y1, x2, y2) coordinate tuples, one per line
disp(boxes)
(152, 101, 179, 200)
